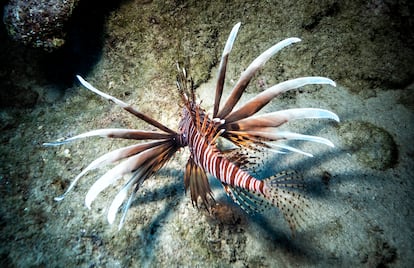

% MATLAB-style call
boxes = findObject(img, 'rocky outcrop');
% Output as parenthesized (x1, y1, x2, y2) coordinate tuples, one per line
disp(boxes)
(3, 0, 79, 51)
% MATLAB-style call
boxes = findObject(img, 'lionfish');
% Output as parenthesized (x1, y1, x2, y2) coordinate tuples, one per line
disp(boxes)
(45, 22, 339, 234)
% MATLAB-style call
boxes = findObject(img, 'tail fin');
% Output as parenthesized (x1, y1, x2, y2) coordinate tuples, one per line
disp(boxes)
(263, 170, 309, 235)
(223, 170, 308, 235)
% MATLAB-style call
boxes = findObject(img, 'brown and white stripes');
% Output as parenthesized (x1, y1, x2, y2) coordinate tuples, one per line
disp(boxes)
(184, 116, 265, 195)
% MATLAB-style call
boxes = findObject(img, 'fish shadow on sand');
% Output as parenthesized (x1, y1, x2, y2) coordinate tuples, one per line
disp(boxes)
(123, 134, 362, 264)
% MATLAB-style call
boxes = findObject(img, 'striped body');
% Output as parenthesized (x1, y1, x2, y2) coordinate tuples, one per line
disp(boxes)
(179, 107, 265, 195)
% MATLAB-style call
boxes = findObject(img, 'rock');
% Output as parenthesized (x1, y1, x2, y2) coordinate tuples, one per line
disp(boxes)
(3, 0, 79, 52)
(337, 121, 399, 170)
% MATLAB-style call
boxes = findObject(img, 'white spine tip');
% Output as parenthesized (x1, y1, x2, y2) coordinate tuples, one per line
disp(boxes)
(85, 199, 92, 210)
(54, 196, 64, 202)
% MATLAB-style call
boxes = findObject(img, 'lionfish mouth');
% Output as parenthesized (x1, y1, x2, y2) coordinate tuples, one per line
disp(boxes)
(45, 22, 339, 233)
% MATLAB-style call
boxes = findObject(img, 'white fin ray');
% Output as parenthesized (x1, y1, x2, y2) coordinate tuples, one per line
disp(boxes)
(107, 177, 139, 226)
(77, 75, 129, 108)
(217, 37, 302, 118)
(54, 141, 164, 201)
(230, 108, 339, 130)
(77, 75, 177, 134)
(274, 131, 335, 147)
(240, 130, 335, 148)
(222, 22, 241, 56)
(225, 77, 336, 123)
(117, 185, 139, 230)
(268, 143, 313, 157)
(43, 129, 171, 146)
(108, 151, 160, 227)
(243, 37, 302, 72)
(213, 22, 241, 117)
(85, 144, 166, 209)
(107, 181, 130, 225)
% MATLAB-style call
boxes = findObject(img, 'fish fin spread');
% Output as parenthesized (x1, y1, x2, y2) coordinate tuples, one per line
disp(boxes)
(105, 140, 178, 228)
(43, 129, 173, 146)
(223, 170, 308, 235)
(222, 130, 269, 151)
(224, 77, 336, 123)
(222, 183, 271, 215)
(221, 148, 252, 170)
(220, 146, 266, 176)
(54, 141, 168, 202)
(222, 127, 338, 159)
(224, 108, 339, 132)
(184, 157, 215, 209)
(263, 170, 309, 235)
(216, 37, 302, 119)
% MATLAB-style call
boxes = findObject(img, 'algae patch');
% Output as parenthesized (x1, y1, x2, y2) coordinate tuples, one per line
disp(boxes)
(337, 121, 398, 170)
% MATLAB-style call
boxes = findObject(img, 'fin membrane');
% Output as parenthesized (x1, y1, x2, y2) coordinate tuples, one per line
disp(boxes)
(223, 170, 308, 235)
(184, 157, 215, 209)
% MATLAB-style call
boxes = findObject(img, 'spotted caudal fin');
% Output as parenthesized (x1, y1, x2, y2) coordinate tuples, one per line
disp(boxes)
(263, 170, 308, 235)
(223, 170, 308, 235)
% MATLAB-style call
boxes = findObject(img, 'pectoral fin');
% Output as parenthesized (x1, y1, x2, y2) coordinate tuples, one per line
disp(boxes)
(184, 157, 214, 209)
